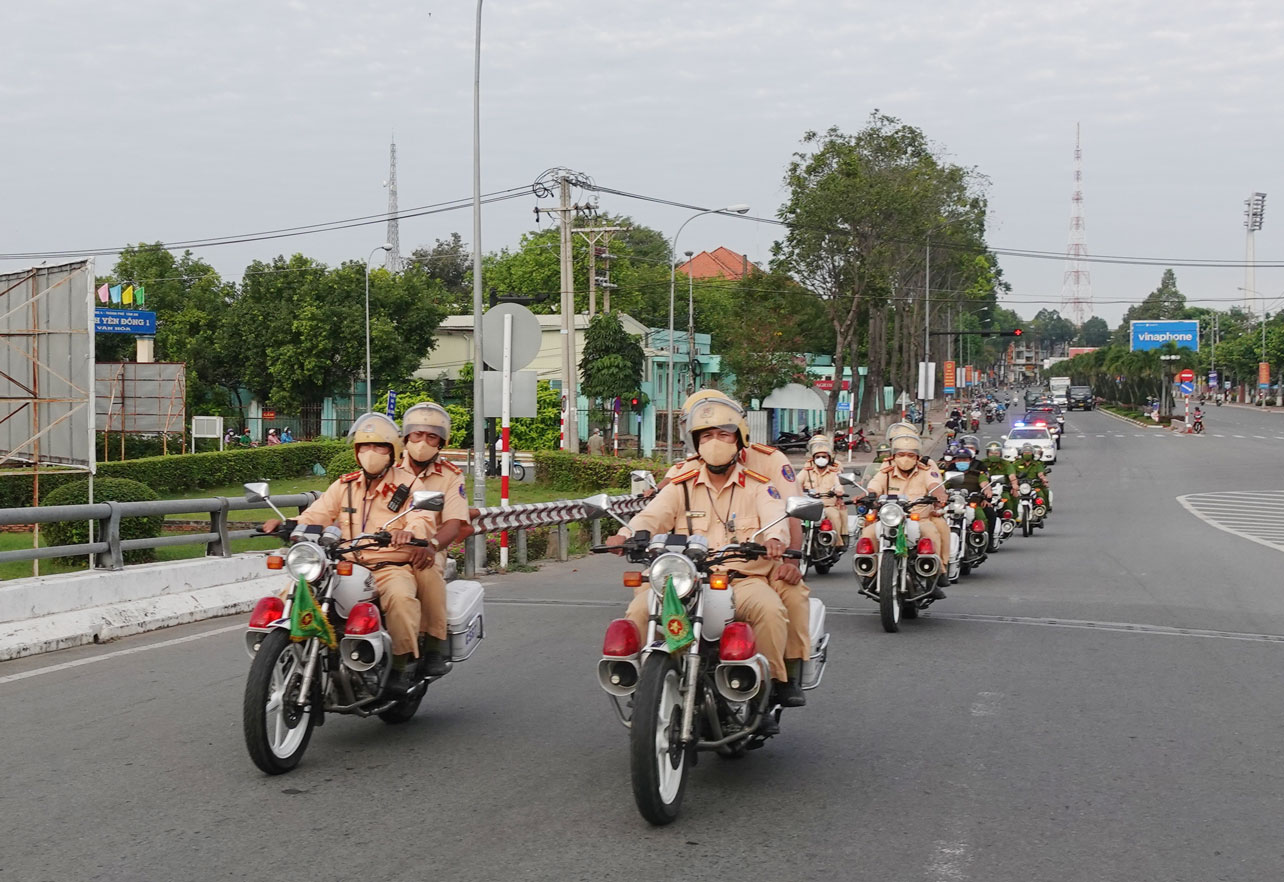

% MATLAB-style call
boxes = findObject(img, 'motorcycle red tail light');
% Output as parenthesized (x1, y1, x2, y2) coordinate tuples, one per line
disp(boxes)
(248, 595, 284, 628)
(1035, 497, 1045, 506)
(602, 618, 641, 657)
(855, 537, 875, 555)
(819, 518, 833, 531)
(970, 520, 986, 533)
(720, 622, 757, 661)
(1002, 511, 1013, 519)
(916, 538, 934, 555)
(345, 601, 381, 636)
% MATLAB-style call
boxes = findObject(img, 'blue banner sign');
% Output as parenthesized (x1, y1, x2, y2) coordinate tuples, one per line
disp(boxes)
(1129, 320, 1199, 352)
(94, 308, 156, 335)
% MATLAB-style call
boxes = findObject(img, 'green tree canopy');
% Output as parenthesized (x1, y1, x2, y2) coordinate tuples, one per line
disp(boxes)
(579, 311, 645, 403)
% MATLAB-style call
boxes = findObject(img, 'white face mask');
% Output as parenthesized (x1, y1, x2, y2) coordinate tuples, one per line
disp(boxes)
(814, 456, 830, 469)
(698, 437, 739, 468)
(406, 439, 439, 462)
(357, 448, 392, 476)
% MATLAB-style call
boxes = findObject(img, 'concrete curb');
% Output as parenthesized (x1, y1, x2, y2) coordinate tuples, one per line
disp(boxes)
(1100, 408, 1163, 429)
(0, 575, 279, 661)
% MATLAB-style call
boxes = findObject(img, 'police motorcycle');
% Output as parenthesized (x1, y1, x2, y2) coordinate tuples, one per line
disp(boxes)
(851, 483, 946, 633)
(984, 473, 1013, 551)
(938, 468, 988, 581)
(1015, 471, 1051, 537)
(241, 483, 485, 775)
(798, 473, 857, 575)
(586, 492, 830, 826)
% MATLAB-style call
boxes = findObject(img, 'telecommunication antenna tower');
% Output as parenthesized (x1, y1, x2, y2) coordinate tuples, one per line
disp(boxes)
(384, 138, 402, 271)
(1060, 123, 1092, 326)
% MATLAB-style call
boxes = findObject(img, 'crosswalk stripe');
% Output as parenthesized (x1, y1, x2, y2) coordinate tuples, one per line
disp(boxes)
(1179, 490, 1284, 553)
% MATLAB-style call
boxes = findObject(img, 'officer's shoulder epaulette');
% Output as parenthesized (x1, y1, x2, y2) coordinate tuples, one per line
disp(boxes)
(750, 442, 779, 455)
(743, 468, 770, 484)
(670, 469, 699, 484)
(440, 459, 462, 475)
(339, 471, 362, 484)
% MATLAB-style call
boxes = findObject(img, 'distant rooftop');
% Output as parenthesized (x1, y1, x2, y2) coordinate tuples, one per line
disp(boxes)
(677, 246, 759, 281)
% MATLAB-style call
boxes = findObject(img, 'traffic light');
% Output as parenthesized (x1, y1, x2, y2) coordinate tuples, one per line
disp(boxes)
(630, 396, 640, 407)
(975, 328, 1024, 338)
(1009, 328, 1023, 337)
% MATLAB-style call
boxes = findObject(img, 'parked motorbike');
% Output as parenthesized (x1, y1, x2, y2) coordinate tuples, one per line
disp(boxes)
(241, 483, 485, 775)
(587, 493, 829, 825)
(839, 428, 871, 453)
(773, 426, 811, 451)
(851, 489, 945, 632)
(1016, 477, 1049, 537)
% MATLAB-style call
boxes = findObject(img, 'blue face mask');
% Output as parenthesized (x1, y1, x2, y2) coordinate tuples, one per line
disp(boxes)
(954, 460, 971, 471)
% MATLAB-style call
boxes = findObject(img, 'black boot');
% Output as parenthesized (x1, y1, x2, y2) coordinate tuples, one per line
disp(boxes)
(774, 678, 806, 708)
(929, 574, 948, 600)
(417, 635, 451, 678)
(386, 655, 417, 696)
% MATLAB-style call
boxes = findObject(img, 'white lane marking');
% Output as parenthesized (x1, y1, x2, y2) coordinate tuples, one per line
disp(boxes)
(928, 839, 973, 881)
(1254, 435, 1267, 439)
(1096, 434, 1105, 438)
(1214, 434, 1226, 437)
(1234, 434, 1246, 438)
(970, 691, 1004, 717)
(1178, 490, 1284, 554)
(0, 623, 243, 686)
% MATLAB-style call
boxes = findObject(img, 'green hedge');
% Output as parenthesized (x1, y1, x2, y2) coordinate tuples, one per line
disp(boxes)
(532, 450, 667, 494)
(42, 478, 162, 564)
(0, 440, 346, 509)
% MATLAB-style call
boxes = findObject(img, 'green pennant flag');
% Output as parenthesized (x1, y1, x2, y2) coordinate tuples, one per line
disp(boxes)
(894, 521, 908, 556)
(134, 285, 145, 306)
(289, 576, 337, 648)
(661, 574, 693, 652)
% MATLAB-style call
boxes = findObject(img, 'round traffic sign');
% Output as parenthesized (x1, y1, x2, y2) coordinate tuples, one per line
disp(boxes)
(481, 303, 542, 370)
(1178, 369, 1195, 383)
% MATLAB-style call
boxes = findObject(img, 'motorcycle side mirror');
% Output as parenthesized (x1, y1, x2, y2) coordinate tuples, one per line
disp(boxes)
(838, 472, 858, 486)
(784, 495, 824, 522)
(629, 469, 656, 488)
(580, 493, 634, 532)
(410, 490, 445, 512)
(244, 481, 288, 521)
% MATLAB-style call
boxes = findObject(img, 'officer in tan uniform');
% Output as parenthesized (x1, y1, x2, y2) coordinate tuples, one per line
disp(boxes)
(261, 413, 433, 692)
(606, 396, 802, 708)
(799, 434, 848, 548)
(657, 389, 811, 706)
(399, 402, 469, 677)
(861, 430, 949, 598)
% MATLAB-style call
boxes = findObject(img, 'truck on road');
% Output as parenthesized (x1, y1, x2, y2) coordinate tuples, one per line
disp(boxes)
(1049, 376, 1071, 407)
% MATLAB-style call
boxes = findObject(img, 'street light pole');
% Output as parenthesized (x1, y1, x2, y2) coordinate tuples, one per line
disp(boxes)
(685, 250, 695, 393)
(666, 204, 749, 460)
(364, 243, 393, 413)
(470, 0, 487, 574)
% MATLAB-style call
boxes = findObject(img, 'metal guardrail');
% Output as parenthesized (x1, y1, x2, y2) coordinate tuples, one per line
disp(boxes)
(0, 491, 647, 574)
(0, 493, 321, 571)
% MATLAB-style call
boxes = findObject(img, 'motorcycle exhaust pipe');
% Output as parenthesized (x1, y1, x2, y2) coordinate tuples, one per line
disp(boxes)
(853, 554, 877, 577)
(597, 656, 641, 697)
(714, 654, 769, 703)
(340, 632, 389, 673)
(914, 554, 940, 578)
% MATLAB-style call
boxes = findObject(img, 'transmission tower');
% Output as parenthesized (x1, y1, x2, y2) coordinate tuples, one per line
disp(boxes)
(1060, 123, 1092, 326)
(384, 138, 401, 270)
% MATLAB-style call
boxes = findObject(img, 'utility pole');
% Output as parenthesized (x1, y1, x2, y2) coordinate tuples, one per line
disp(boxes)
(533, 169, 595, 451)
(576, 226, 628, 316)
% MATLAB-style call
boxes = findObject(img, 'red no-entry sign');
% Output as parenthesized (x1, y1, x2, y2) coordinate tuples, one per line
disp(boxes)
(1178, 369, 1195, 383)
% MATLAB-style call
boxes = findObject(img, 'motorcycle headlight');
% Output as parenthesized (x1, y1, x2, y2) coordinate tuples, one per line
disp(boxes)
(648, 552, 699, 599)
(1019, 482, 1032, 495)
(286, 542, 327, 583)
(878, 502, 905, 528)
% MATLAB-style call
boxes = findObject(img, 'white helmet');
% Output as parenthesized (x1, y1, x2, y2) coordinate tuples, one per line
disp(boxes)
(401, 402, 451, 443)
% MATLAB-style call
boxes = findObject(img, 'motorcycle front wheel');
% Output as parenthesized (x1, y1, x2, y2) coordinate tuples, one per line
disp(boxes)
(878, 551, 901, 633)
(243, 630, 317, 775)
(1022, 513, 1032, 537)
(856, 440, 872, 453)
(630, 653, 690, 825)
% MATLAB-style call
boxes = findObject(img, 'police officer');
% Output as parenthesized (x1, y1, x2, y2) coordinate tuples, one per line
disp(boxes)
(261, 413, 432, 692)
(982, 441, 1015, 519)
(1011, 443, 1052, 513)
(799, 433, 848, 549)
(608, 395, 801, 710)
(587, 428, 607, 456)
(399, 402, 468, 678)
(659, 390, 811, 705)
(861, 431, 949, 598)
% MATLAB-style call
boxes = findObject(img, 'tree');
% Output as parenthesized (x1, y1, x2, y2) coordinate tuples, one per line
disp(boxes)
(1113, 269, 1187, 344)
(224, 254, 444, 409)
(407, 233, 471, 310)
(1078, 316, 1110, 347)
(774, 113, 990, 429)
(1031, 308, 1077, 351)
(579, 312, 645, 406)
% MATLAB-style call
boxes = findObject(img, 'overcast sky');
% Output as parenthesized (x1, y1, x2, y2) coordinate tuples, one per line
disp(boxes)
(3, 0, 1283, 326)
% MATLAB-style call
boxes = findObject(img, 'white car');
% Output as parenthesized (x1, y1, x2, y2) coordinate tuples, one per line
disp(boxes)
(1002, 425, 1056, 463)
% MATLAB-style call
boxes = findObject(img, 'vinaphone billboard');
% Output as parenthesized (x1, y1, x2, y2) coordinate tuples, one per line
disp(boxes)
(1129, 320, 1199, 352)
